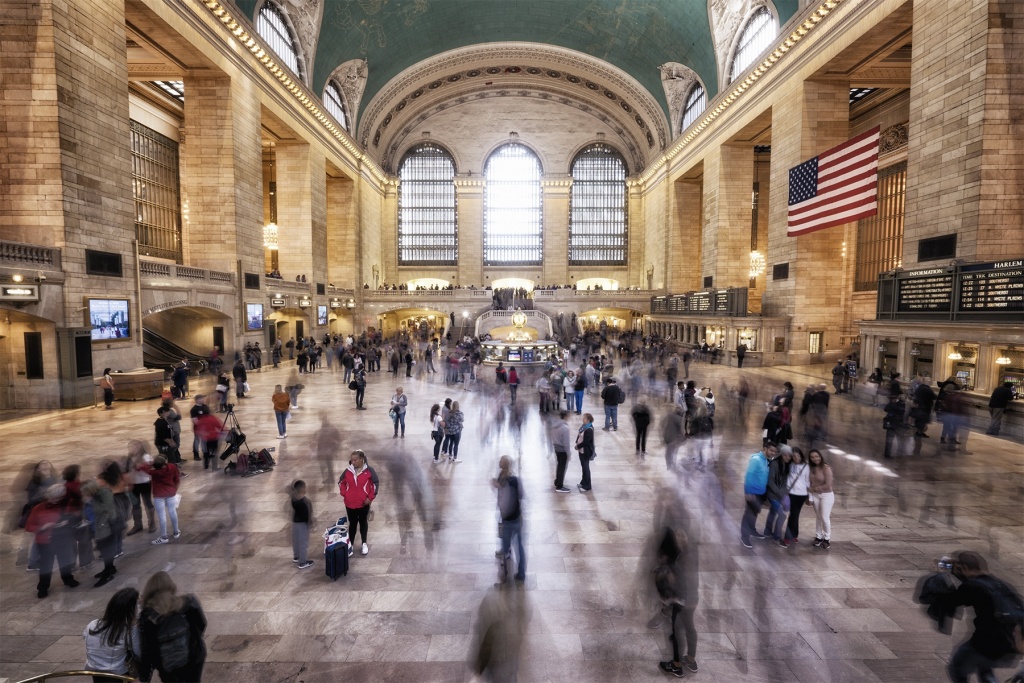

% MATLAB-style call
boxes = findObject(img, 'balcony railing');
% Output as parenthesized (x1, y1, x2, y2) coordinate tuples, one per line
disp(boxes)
(0, 240, 62, 270)
(139, 259, 235, 285)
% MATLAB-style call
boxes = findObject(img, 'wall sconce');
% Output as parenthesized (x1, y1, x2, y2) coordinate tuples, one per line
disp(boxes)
(12, 274, 23, 283)
(749, 251, 766, 278)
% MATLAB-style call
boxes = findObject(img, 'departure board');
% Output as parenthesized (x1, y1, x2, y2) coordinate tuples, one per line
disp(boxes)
(958, 260, 1024, 313)
(896, 268, 953, 313)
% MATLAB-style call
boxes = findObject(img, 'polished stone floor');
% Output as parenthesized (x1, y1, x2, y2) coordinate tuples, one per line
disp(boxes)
(2, 355, 1022, 682)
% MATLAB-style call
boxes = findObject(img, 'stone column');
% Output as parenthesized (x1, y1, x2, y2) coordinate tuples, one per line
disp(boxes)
(702, 145, 755, 290)
(764, 80, 851, 356)
(275, 143, 327, 285)
(182, 74, 263, 276)
(670, 179, 703, 292)
(455, 176, 484, 286)
(543, 176, 571, 285)
(327, 175, 357, 289)
(904, 0, 1024, 264)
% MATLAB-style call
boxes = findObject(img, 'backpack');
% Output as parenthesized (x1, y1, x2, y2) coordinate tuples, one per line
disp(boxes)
(976, 576, 1024, 652)
(653, 563, 679, 604)
(155, 611, 191, 671)
(617, 385, 626, 403)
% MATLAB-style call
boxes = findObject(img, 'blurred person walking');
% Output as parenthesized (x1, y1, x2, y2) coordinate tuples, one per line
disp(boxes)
(445, 401, 465, 462)
(631, 401, 652, 461)
(654, 527, 700, 677)
(22, 460, 56, 571)
(290, 480, 313, 569)
(139, 455, 181, 545)
(272, 384, 290, 439)
(494, 455, 526, 584)
(25, 483, 79, 598)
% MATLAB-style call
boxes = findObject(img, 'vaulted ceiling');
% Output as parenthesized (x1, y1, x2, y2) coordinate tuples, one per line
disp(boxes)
(232, 0, 800, 171)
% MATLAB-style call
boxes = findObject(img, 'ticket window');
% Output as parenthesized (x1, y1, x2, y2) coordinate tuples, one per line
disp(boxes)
(950, 345, 978, 391)
(998, 370, 1023, 397)
(912, 344, 934, 382)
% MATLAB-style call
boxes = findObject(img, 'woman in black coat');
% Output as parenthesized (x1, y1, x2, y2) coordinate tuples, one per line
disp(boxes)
(575, 413, 596, 492)
(138, 571, 207, 683)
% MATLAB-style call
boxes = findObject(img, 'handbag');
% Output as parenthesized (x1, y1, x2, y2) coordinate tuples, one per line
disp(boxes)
(125, 626, 139, 678)
(388, 408, 397, 421)
(172, 493, 182, 509)
(242, 381, 250, 392)
(17, 502, 32, 529)
(215, 383, 228, 393)
(348, 380, 358, 391)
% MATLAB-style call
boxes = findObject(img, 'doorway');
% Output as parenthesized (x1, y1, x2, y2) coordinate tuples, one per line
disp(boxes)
(212, 327, 224, 355)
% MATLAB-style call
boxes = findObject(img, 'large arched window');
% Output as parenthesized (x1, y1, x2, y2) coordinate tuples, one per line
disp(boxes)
(398, 144, 457, 265)
(569, 144, 627, 266)
(680, 83, 707, 132)
(256, 1, 303, 81)
(729, 6, 776, 84)
(323, 81, 348, 131)
(484, 144, 543, 266)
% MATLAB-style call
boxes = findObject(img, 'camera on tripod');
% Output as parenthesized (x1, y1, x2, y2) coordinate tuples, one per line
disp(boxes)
(224, 403, 235, 413)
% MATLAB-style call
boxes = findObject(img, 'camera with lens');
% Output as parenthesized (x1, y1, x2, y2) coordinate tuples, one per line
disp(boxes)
(936, 556, 954, 571)
(224, 403, 235, 413)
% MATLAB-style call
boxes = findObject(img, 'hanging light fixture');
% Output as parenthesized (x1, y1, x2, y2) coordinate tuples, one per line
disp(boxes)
(947, 343, 963, 361)
(995, 345, 1014, 365)
(877, 341, 887, 353)
(909, 344, 920, 356)
(749, 251, 766, 278)
(263, 223, 279, 250)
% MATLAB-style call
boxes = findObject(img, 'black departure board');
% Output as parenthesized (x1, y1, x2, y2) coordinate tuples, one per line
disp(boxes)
(689, 292, 711, 312)
(714, 290, 730, 312)
(958, 260, 1023, 313)
(651, 288, 749, 316)
(895, 268, 953, 314)
(878, 259, 1024, 321)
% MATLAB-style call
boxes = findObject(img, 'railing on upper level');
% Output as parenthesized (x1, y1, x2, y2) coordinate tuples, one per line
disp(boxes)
(534, 289, 658, 300)
(264, 277, 312, 294)
(363, 289, 493, 299)
(0, 240, 62, 270)
(476, 309, 554, 338)
(139, 259, 234, 285)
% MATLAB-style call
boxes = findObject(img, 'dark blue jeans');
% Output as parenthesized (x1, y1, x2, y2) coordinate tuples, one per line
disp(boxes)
(741, 494, 766, 542)
(499, 517, 526, 581)
(948, 640, 1007, 683)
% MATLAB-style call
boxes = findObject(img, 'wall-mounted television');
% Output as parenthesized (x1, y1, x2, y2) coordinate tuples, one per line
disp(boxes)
(317, 305, 328, 326)
(246, 303, 264, 331)
(507, 349, 522, 362)
(88, 298, 131, 341)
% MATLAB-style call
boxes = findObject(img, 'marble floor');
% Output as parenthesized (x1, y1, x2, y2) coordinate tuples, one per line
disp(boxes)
(2, 357, 1022, 682)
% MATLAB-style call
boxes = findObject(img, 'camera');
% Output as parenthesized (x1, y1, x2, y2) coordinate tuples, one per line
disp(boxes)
(224, 403, 235, 413)
(937, 556, 954, 571)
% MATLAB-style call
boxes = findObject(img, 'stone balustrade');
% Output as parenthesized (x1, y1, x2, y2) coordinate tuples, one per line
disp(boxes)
(139, 259, 234, 285)
(0, 240, 62, 270)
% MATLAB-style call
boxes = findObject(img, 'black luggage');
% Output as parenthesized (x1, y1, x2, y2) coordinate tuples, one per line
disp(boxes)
(325, 540, 349, 580)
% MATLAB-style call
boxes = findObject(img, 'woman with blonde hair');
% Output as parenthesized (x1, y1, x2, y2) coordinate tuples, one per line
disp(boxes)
(138, 571, 207, 682)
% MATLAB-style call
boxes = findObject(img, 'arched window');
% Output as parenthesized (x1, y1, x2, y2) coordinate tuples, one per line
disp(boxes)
(680, 83, 706, 131)
(398, 144, 457, 265)
(569, 144, 627, 266)
(323, 80, 348, 131)
(729, 6, 776, 84)
(484, 144, 543, 266)
(256, 1, 303, 81)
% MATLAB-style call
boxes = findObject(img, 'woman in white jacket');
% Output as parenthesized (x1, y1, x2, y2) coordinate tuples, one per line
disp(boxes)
(563, 372, 577, 413)
(784, 446, 811, 545)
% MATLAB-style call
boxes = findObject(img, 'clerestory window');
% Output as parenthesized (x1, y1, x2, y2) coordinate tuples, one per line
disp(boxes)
(484, 144, 543, 266)
(569, 144, 627, 266)
(398, 144, 457, 265)
(256, 1, 304, 82)
(729, 6, 776, 84)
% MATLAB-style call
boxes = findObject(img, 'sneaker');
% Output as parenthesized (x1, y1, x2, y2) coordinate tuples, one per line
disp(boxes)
(821, 540, 830, 550)
(126, 527, 143, 536)
(277, 434, 286, 439)
(172, 531, 181, 539)
(433, 457, 440, 463)
(659, 661, 684, 678)
(751, 533, 767, 540)
(65, 578, 80, 588)
(452, 458, 462, 463)
(179, 472, 190, 478)
(293, 558, 300, 563)
(813, 538, 823, 547)
(151, 537, 169, 545)
(26, 565, 39, 572)
(361, 543, 369, 555)
(791, 538, 799, 544)
(740, 538, 753, 549)
(555, 487, 571, 493)
(348, 546, 354, 557)
(683, 658, 698, 673)
(115, 551, 125, 559)
(776, 539, 789, 549)
(291, 405, 298, 409)
(298, 561, 314, 569)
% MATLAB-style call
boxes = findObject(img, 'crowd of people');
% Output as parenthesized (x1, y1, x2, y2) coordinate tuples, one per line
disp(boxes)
(15, 318, 1020, 682)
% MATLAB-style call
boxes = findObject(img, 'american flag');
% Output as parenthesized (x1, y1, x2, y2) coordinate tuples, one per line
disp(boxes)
(787, 126, 880, 237)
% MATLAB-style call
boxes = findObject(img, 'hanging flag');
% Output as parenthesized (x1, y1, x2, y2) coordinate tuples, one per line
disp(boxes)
(787, 126, 880, 237)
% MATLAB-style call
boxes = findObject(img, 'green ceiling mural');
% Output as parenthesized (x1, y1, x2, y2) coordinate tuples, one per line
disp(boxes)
(235, 0, 798, 120)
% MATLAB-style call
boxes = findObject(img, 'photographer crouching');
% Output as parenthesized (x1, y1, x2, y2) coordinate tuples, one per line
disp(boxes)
(916, 551, 1023, 683)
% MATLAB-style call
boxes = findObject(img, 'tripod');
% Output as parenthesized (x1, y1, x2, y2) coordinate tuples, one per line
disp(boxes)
(219, 406, 250, 461)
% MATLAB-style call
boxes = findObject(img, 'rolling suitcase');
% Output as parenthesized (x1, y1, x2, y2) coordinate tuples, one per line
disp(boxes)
(325, 540, 349, 580)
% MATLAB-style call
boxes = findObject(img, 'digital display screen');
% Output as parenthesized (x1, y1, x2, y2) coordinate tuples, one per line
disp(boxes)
(246, 303, 264, 330)
(507, 350, 521, 362)
(317, 305, 328, 326)
(88, 299, 130, 341)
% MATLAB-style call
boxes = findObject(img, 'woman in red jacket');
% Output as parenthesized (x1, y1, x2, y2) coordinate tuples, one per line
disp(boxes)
(25, 483, 79, 598)
(138, 455, 181, 545)
(339, 450, 376, 557)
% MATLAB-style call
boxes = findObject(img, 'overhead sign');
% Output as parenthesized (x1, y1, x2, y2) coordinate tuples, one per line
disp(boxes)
(877, 260, 1023, 321)
(1, 284, 39, 301)
(298, 299, 312, 307)
(270, 298, 286, 307)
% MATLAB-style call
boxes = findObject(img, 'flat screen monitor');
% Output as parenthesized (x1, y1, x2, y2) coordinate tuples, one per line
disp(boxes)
(88, 299, 131, 341)
(246, 303, 264, 331)
(507, 350, 521, 362)
(317, 305, 328, 326)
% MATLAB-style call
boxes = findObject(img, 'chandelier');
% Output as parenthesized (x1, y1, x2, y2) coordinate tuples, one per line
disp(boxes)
(749, 250, 766, 278)
(263, 223, 279, 250)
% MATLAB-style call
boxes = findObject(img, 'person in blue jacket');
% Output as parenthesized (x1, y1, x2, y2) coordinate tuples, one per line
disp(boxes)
(740, 442, 776, 548)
